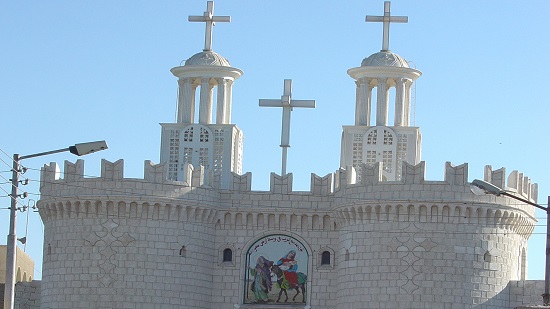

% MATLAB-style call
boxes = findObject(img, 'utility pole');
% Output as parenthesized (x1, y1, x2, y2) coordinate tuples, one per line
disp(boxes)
(4, 141, 108, 309)
(4, 154, 21, 309)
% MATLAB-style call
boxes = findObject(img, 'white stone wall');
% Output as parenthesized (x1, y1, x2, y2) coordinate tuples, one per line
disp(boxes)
(509, 280, 547, 308)
(14, 281, 41, 309)
(41, 205, 216, 309)
(36, 159, 538, 309)
(336, 218, 527, 308)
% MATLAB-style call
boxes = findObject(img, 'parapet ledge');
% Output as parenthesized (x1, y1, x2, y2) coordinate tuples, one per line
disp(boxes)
(101, 159, 124, 180)
(484, 165, 538, 203)
(267, 172, 333, 195)
(64, 159, 84, 182)
(311, 173, 333, 195)
(444, 162, 468, 185)
(334, 161, 538, 202)
(334, 161, 428, 190)
(270, 173, 293, 194)
(39, 159, 538, 203)
(402, 161, 426, 184)
(144, 160, 167, 183)
(229, 171, 252, 191)
(40, 161, 60, 189)
(361, 162, 383, 185)
(41, 159, 168, 184)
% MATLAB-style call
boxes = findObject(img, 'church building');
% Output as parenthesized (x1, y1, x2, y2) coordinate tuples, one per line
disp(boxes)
(13, 1, 545, 308)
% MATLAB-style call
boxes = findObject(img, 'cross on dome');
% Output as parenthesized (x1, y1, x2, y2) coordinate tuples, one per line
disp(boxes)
(188, 1, 231, 52)
(366, 1, 408, 51)
(259, 79, 316, 176)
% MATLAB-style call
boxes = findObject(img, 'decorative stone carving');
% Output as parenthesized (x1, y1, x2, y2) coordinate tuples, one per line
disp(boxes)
(84, 219, 135, 287)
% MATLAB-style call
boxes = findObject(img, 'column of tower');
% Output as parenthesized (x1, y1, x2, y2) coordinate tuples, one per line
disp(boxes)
(340, 1, 421, 181)
(354, 77, 413, 127)
(176, 76, 236, 125)
(160, 1, 243, 188)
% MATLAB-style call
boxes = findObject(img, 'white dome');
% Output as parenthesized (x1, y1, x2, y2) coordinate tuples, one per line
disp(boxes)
(361, 51, 409, 68)
(185, 51, 231, 67)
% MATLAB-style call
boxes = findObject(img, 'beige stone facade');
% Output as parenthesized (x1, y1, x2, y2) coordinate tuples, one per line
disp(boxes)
(0, 245, 34, 284)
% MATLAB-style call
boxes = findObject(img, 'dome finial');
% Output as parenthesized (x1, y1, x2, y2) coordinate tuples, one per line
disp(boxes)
(366, 1, 408, 52)
(188, 1, 231, 52)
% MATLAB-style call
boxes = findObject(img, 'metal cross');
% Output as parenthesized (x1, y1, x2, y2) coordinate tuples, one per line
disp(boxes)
(259, 79, 315, 176)
(366, 1, 408, 51)
(188, 1, 231, 51)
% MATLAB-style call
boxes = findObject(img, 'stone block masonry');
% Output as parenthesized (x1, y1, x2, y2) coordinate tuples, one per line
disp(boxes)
(35, 158, 539, 308)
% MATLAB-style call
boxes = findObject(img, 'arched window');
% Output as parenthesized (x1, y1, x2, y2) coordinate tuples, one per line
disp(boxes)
(223, 248, 233, 262)
(219, 245, 236, 267)
(321, 251, 331, 265)
(318, 247, 335, 269)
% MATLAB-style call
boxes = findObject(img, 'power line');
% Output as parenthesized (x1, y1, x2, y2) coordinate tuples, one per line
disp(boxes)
(0, 172, 29, 209)
(0, 146, 13, 161)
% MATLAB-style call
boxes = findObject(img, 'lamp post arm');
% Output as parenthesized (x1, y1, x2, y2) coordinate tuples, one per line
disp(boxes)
(499, 191, 547, 212)
(19, 148, 70, 161)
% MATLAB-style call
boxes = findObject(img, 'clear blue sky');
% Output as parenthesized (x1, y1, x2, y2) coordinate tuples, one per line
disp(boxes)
(1, 1, 548, 281)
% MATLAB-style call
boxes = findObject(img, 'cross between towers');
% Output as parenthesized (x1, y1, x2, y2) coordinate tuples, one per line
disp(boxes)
(259, 79, 316, 176)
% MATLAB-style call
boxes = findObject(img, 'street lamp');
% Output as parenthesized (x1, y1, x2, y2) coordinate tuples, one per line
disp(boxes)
(471, 179, 549, 306)
(4, 141, 108, 309)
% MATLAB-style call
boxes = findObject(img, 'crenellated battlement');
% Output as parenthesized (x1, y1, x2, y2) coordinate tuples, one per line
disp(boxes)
(40, 159, 538, 203)
(484, 165, 538, 202)
(37, 158, 538, 241)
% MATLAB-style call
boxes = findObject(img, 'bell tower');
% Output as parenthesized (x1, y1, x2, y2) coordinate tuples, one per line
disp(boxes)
(341, 1, 422, 181)
(160, 1, 243, 188)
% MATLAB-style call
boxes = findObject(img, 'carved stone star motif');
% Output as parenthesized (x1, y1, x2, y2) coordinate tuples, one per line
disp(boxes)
(99, 246, 117, 260)
(99, 260, 116, 274)
(401, 279, 419, 294)
(387, 241, 402, 252)
(108, 221, 118, 230)
(84, 233, 103, 246)
(401, 265, 418, 280)
(83, 218, 136, 288)
(98, 274, 116, 287)
(419, 238, 437, 251)
(396, 236, 409, 244)
(404, 223, 421, 233)
(117, 232, 135, 247)
(401, 252, 419, 265)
